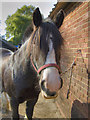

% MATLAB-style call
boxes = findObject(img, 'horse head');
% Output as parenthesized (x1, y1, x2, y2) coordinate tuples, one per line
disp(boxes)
(28, 8, 64, 99)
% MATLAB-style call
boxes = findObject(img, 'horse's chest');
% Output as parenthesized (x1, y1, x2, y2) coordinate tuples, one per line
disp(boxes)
(13, 68, 39, 101)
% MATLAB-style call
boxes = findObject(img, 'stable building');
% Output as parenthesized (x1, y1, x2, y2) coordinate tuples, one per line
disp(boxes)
(49, 2, 89, 118)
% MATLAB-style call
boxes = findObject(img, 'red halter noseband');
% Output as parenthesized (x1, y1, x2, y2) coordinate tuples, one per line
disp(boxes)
(31, 57, 61, 75)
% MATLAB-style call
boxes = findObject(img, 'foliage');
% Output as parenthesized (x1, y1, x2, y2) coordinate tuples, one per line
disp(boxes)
(5, 5, 35, 45)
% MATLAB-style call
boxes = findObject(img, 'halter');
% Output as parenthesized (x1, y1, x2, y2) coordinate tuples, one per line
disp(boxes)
(30, 57, 61, 75)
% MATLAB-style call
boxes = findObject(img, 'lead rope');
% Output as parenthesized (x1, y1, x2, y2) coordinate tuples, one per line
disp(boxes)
(66, 62, 74, 99)
(60, 49, 84, 99)
(67, 50, 81, 99)
(66, 49, 88, 99)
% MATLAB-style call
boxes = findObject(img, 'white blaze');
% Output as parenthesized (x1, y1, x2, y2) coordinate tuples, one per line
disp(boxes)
(42, 38, 61, 92)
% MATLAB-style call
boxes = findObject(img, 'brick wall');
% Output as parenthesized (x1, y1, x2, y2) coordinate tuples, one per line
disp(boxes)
(53, 2, 89, 118)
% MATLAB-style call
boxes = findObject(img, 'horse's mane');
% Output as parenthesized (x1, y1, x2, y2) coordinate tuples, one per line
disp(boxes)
(22, 25, 33, 44)
(22, 17, 53, 44)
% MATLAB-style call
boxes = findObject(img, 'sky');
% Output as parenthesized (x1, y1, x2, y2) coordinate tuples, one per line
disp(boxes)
(0, 0, 57, 36)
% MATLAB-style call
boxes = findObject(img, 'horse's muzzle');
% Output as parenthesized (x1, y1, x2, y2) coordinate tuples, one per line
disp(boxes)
(40, 79, 63, 99)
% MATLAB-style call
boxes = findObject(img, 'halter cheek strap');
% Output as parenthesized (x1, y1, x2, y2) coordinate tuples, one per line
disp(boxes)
(30, 57, 61, 75)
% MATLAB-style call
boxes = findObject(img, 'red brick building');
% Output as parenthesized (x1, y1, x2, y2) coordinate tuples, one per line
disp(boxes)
(50, 2, 89, 118)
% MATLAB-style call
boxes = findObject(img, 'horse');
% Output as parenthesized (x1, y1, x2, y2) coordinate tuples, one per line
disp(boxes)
(1, 8, 64, 120)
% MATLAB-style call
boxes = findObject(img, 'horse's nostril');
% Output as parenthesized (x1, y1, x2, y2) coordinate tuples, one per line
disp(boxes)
(60, 77, 63, 89)
(41, 80, 45, 86)
(41, 80, 46, 91)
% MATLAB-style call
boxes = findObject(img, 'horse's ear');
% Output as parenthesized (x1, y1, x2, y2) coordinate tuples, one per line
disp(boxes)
(54, 9, 64, 28)
(33, 7, 42, 27)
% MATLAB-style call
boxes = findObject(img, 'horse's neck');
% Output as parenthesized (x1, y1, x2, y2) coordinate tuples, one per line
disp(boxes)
(19, 40, 30, 60)
(11, 39, 31, 69)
